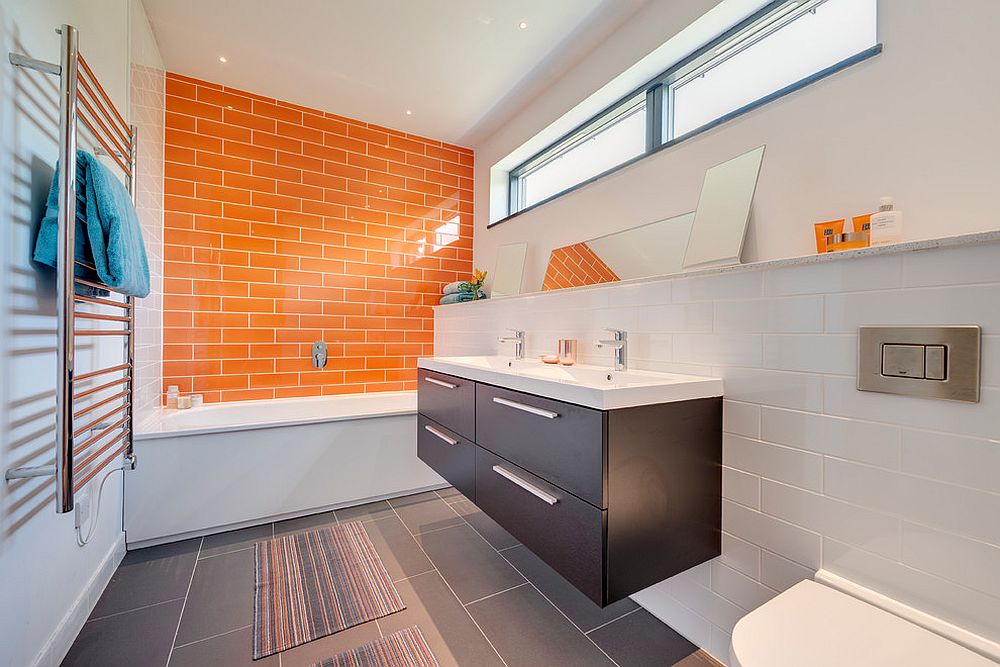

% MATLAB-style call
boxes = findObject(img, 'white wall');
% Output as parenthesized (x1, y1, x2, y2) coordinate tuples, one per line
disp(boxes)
(473, 0, 1000, 292)
(434, 240, 1000, 663)
(0, 1, 162, 665)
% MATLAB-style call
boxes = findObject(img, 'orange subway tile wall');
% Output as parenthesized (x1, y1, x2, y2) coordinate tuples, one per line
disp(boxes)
(162, 73, 473, 403)
(542, 242, 619, 291)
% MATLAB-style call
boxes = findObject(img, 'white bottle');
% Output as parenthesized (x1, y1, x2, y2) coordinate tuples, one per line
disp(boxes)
(869, 197, 903, 246)
(166, 385, 180, 409)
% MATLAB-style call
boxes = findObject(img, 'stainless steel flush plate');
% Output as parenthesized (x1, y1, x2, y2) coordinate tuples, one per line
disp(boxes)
(858, 326, 981, 402)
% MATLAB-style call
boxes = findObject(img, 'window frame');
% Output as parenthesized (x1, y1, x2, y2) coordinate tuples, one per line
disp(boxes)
(499, 0, 881, 225)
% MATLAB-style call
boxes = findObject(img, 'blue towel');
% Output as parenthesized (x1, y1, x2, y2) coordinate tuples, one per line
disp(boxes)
(442, 280, 476, 296)
(440, 290, 486, 305)
(34, 151, 150, 297)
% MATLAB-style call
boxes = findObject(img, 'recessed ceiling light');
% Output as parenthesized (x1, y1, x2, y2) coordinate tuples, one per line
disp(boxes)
(518, 21, 528, 29)
(218, 56, 228, 63)
(405, 110, 412, 116)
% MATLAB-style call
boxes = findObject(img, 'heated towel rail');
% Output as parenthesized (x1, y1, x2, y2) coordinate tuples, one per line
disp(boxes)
(5, 25, 138, 513)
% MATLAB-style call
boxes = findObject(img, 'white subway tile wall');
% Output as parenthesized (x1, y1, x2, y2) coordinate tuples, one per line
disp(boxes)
(434, 242, 1000, 664)
(130, 63, 164, 420)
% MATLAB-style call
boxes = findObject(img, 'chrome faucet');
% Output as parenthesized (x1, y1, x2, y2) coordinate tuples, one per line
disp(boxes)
(595, 328, 628, 371)
(498, 329, 525, 360)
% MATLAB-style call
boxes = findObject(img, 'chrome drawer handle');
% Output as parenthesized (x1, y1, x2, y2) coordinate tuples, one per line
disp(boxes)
(493, 465, 558, 505)
(423, 424, 458, 446)
(424, 376, 457, 389)
(492, 396, 558, 419)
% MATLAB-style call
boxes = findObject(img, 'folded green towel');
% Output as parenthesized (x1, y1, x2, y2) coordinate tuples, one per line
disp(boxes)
(34, 151, 150, 297)
(442, 280, 476, 295)
(440, 290, 486, 305)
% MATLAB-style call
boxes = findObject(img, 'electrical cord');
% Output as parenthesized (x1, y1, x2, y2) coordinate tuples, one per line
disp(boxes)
(75, 465, 126, 547)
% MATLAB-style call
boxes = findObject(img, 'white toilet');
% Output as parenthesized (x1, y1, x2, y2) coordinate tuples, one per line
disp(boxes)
(730, 579, 997, 667)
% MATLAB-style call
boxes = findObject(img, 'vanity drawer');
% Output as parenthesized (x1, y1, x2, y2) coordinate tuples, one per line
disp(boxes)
(475, 384, 606, 508)
(418, 369, 475, 440)
(417, 415, 475, 501)
(475, 448, 606, 604)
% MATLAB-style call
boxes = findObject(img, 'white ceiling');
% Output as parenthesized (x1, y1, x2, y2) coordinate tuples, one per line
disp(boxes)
(141, 0, 648, 146)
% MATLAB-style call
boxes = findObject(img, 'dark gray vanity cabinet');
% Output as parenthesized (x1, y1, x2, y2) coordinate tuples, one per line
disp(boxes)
(416, 368, 722, 607)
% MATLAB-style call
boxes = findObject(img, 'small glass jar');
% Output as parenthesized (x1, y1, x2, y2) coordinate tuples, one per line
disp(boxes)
(558, 339, 578, 365)
(189, 394, 204, 408)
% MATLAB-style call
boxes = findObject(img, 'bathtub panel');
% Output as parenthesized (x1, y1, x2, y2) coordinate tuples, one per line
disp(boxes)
(125, 412, 443, 546)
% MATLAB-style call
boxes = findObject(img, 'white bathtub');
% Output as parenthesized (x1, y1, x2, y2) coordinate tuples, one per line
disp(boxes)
(126, 392, 446, 547)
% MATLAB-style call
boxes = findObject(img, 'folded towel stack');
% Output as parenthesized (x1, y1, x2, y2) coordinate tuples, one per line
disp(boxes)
(440, 291, 485, 305)
(439, 280, 486, 305)
(34, 151, 151, 298)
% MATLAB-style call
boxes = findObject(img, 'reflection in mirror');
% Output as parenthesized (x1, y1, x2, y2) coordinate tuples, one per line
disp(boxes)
(682, 145, 765, 269)
(541, 213, 695, 291)
(492, 242, 528, 297)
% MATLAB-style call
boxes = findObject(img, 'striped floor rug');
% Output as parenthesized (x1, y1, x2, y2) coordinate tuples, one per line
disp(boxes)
(254, 522, 406, 659)
(312, 627, 439, 667)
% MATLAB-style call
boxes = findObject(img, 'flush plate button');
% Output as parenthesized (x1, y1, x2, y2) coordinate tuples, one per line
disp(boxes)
(925, 345, 947, 381)
(858, 326, 980, 402)
(882, 344, 925, 378)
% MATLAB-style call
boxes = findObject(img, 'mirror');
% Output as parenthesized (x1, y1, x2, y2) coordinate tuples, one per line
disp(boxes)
(537, 145, 766, 292)
(542, 213, 694, 290)
(491, 242, 528, 297)
(682, 145, 765, 269)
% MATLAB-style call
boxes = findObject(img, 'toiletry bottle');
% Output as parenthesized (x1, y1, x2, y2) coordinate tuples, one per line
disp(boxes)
(166, 385, 180, 409)
(869, 197, 903, 246)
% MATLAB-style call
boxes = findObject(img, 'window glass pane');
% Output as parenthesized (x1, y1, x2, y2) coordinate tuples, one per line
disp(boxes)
(671, 0, 876, 138)
(522, 105, 646, 208)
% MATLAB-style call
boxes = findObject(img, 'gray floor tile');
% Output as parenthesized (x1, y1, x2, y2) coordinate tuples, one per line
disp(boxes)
(276, 619, 382, 666)
(63, 598, 182, 667)
(335, 499, 396, 523)
(452, 499, 519, 550)
(435, 487, 465, 503)
(502, 544, 637, 632)
(169, 626, 276, 666)
(388, 493, 465, 534)
(589, 609, 699, 666)
(199, 523, 272, 559)
(379, 571, 505, 667)
(468, 584, 616, 667)
(387, 490, 442, 508)
(272, 509, 338, 536)
(414, 524, 524, 604)
(175, 548, 254, 645)
(91, 538, 200, 618)
(361, 516, 434, 581)
(675, 651, 723, 667)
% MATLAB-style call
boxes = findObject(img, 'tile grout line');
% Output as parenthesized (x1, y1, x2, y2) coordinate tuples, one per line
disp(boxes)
(462, 582, 530, 607)
(385, 500, 511, 667)
(165, 535, 203, 667)
(583, 607, 642, 635)
(441, 495, 624, 667)
(172, 623, 252, 650)
(86, 596, 186, 623)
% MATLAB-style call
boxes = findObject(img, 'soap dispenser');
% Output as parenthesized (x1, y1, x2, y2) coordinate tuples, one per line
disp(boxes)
(869, 196, 903, 246)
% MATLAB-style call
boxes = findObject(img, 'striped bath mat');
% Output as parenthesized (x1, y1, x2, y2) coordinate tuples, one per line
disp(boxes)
(254, 522, 405, 659)
(311, 626, 438, 667)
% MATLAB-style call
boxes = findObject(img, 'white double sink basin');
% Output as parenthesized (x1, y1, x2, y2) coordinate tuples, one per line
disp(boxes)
(418, 356, 722, 410)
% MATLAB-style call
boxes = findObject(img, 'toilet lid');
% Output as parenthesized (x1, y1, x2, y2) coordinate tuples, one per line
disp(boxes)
(730, 580, 995, 667)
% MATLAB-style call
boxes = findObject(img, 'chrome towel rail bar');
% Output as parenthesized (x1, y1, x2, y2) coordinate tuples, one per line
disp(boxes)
(3, 24, 139, 513)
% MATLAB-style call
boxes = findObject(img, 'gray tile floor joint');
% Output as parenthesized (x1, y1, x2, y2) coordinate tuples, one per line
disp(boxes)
(197, 545, 254, 561)
(164, 536, 204, 667)
(463, 582, 531, 608)
(171, 623, 252, 650)
(86, 596, 186, 623)
(583, 607, 643, 635)
(392, 568, 439, 584)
